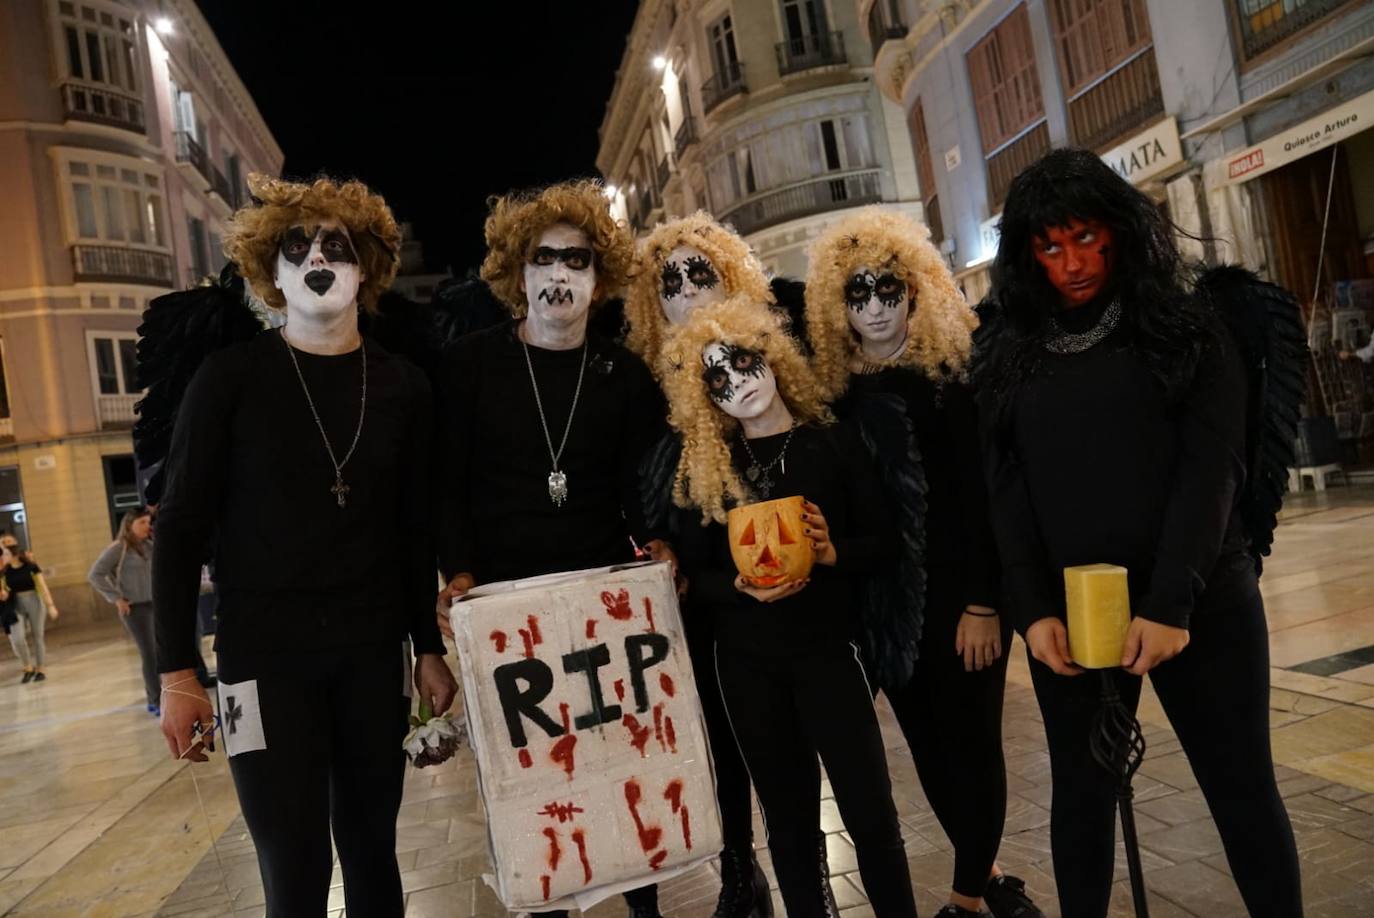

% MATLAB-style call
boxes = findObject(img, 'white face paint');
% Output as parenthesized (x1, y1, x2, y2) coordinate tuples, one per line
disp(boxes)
(659, 244, 725, 326)
(702, 341, 779, 421)
(844, 265, 910, 356)
(522, 223, 597, 329)
(273, 219, 363, 319)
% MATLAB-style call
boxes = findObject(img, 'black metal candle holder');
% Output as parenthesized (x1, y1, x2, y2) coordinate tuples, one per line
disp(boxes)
(1089, 669, 1150, 917)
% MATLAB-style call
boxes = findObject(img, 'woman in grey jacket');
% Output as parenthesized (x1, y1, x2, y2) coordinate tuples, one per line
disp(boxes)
(88, 508, 162, 712)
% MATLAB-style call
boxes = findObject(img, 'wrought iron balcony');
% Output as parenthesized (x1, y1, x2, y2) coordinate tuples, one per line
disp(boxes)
(175, 132, 210, 188)
(776, 30, 847, 76)
(1068, 48, 1165, 152)
(720, 169, 881, 236)
(656, 155, 672, 189)
(1235, 0, 1354, 61)
(986, 121, 1051, 209)
(867, 3, 908, 54)
(71, 244, 174, 288)
(60, 82, 144, 134)
(702, 62, 748, 113)
(675, 115, 699, 159)
(209, 164, 237, 210)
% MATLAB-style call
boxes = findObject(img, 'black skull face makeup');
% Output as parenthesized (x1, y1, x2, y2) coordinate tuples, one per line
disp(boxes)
(660, 244, 726, 326)
(274, 220, 363, 318)
(702, 341, 777, 420)
(845, 265, 910, 357)
(523, 223, 597, 327)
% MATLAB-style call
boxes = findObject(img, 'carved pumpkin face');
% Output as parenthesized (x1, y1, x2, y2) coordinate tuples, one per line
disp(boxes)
(726, 495, 814, 588)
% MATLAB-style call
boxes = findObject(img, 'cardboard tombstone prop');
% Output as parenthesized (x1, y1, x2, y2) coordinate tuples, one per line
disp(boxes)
(726, 495, 814, 587)
(450, 561, 722, 911)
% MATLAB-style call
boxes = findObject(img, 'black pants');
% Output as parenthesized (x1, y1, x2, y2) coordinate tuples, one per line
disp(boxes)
(687, 611, 758, 849)
(716, 642, 917, 918)
(886, 588, 1012, 899)
(1029, 588, 1301, 918)
(219, 642, 410, 918)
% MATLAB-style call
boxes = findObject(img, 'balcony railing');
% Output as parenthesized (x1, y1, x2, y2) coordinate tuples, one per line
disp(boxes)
(1068, 48, 1165, 152)
(776, 30, 847, 76)
(675, 115, 699, 159)
(656, 155, 672, 189)
(702, 61, 748, 113)
(175, 132, 210, 187)
(867, 4, 908, 54)
(1235, 0, 1354, 61)
(720, 169, 882, 236)
(60, 82, 144, 134)
(209, 164, 235, 208)
(72, 245, 175, 287)
(97, 394, 140, 429)
(987, 121, 1051, 209)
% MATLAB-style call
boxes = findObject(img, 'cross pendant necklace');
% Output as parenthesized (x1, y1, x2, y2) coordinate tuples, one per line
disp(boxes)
(282, 328, 368, 509)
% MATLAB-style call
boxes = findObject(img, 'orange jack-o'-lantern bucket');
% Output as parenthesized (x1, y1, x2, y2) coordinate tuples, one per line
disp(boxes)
(726, 495, 815, 588)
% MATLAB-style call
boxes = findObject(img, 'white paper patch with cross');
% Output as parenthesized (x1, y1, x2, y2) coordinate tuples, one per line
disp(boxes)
(217, 679, 267, 757)
(451, 561, 722, 912)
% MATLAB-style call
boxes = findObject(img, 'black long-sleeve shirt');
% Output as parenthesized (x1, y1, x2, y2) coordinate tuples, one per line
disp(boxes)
(677, 422, 896, 654)
(840, 369, 999, 612)
(980, 317, 1254, 634)
(152, 332, 446, 672)
(436, 321, 665, 585)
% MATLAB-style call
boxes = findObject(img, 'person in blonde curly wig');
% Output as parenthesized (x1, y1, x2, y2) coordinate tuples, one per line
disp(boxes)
(804, 208, 1046, 918)
(805, 207, 978, 400)
(478, 178, 632, 318)
(225, 173, 401, 316)
(625, 212, 775, 367)
(664, 295, 919, 917)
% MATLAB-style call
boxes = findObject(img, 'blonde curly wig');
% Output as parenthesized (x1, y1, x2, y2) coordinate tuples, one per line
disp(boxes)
(659, 295, 832, 525)
(479, 179, 633, 317)
(624, 212, 774, 366)
(805, 208, 978, 399)
(225, 173, 401, 315)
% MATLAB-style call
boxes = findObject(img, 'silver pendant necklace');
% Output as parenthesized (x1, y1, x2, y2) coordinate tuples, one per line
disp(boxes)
(281, 328, 367, 508)
(739, 425, 797, 499)
(1043, 298, 1122, 354)
(522, 335, 588, 507)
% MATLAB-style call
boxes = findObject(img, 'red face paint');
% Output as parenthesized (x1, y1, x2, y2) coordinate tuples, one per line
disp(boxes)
(1032, 219, 1115, 308)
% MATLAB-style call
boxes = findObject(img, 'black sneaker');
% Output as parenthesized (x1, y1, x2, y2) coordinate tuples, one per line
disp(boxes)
(984, 874, 1046, 918)
(32, 671, 46, 682)
(21, 671, 33, 683)
(935, 906, 989, 917)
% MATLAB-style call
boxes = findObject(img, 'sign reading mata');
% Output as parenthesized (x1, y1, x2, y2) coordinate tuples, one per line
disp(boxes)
(451, 562, 722, 910)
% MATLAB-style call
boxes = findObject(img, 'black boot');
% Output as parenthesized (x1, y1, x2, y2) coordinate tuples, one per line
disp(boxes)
(983, 874, 1046, 918)
(713, 844, 774, 918)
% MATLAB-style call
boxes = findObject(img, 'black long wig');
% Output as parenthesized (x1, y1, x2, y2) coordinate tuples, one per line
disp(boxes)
(979, 148, 1219, 421)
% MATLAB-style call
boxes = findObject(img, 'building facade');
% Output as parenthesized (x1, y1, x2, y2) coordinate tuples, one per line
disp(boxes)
(596, 0, 926, 279)
(0, 0, 282, 622)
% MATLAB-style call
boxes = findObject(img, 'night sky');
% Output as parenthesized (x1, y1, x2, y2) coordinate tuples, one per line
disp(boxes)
(194, 0, 641, 275)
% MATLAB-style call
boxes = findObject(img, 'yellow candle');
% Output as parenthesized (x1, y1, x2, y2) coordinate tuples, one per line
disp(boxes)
(1064, 564, 1131, 669)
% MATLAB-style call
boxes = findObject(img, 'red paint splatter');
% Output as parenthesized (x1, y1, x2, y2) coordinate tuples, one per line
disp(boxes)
(518, 614, 544, 658)
(538, 802, 585, 823)
(680, 805, 693, 850)
(585, 619, 597, 639)
(572, 828, 592, 883)
(551, 735, 577, 778)
(519, 749, 533, 769)
(650, 850, 668, 870)
(490, 630, 508, 652)
(664, 779, 684, 813)
(601, 588, 633, 620)
(659, 672, 676, 697)
(543, 827, 562, 871)
(643, 596, 657, 632)
(559, 702, 571, 732)
(665, 716, 677, 753)
(653, 703, 664, 750)
(623, 780, 663, 852)
(622, 714, 652, 757)
(614, 679, 625, 702)
(540, 875, 551, 899)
